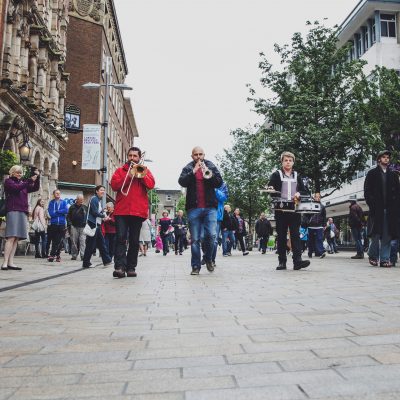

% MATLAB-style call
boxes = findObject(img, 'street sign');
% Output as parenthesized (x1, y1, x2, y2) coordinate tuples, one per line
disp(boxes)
(82, 124, 101, 170)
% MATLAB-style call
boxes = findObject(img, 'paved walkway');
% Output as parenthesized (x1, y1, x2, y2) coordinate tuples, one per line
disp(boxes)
(1, 249, 400, 399)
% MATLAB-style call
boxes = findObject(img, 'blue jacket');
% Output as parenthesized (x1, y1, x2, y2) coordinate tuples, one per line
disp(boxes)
(48, 199, 68, 226)
(215, 182, 229, 222)
(87, 195, 105, 225)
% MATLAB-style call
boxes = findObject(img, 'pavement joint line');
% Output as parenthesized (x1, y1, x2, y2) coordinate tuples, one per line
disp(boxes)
(0, 267, 85, 293)
(297, 384, 310, 398)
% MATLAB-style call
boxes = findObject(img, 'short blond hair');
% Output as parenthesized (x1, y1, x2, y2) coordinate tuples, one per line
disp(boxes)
(9, 165, 23, 176)
(280, 151, 295, 162)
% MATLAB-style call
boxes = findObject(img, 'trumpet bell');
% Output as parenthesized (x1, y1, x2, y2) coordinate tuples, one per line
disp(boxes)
(133, 164, 148, 178)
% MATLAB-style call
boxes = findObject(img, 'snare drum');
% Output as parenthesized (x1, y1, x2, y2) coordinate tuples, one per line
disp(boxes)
(295, 200, 321, 214)
(273, 198, 296, 212)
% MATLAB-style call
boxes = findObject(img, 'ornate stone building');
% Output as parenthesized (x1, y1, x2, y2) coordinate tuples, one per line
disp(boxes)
(58, 0, 138, 202)
(0, 0, 69, 206)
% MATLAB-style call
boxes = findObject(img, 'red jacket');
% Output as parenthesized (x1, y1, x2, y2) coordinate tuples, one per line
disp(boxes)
(110, 163, 155, 218)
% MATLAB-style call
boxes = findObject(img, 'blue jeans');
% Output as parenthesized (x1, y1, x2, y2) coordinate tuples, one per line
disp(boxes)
(82, 224, 111, 268)
(188, 208, 217, 269)
(368, 211, 391, 263)
(307, 228, 325, 256)
(222, 229, 235, 255)
(212, 221, 221, 262)
(390, 240, 399, 265)
(351, 227, 363, 255)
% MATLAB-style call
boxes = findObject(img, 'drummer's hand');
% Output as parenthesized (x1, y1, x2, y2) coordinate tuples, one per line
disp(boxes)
(293, 192, 301, 200)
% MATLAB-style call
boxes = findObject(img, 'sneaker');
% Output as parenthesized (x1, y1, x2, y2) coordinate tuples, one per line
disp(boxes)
(190, 268, 200, 275)
(262, 250, 266, 254)
(126, 270, 137, 277)
(212, 261, 216, 268)
(82, 263, 92, 269)
(113, 269, 126, 278)
(319, 252, 326, 259)
(243, 251, 249, 256)
(175, 251, 178, 255)
(276, 263, 287, 270)
(227, 252, 232, 256)
(205, 261, 214, 272)
(294, 260, 310, 270)
(55, 256, 61, 262)
(179, 252, 182, 255)
(71, 256, 77, 260)
(48, 256, 54, 262)
(201, 259, 206, 265)
(103, 262, 113, 267)
(223, 254, 229, 257)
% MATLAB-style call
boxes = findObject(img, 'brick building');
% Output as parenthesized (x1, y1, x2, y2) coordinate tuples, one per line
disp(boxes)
(58, 0, 138, 203)
(0, 0, 69, 207)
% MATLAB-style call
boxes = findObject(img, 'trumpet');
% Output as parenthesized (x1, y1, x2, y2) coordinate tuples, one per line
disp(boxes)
(120, 153, 148, 196)
(200, 161, 213, 179)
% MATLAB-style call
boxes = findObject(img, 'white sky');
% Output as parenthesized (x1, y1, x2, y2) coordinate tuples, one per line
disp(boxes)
(115, 0, 359, 189)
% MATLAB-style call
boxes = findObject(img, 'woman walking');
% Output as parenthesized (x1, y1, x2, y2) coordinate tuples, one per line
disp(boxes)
(82, 185, 112, 268)
(232, 208, 249, 256)
(32, 199, 47, 258)
(139, 218, 152, 256)
(159, 210, 172, 256)
(2, 165, 40, 271)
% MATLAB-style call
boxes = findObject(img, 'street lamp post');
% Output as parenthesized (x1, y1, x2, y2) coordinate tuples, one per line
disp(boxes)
(82, 56, 132, 207)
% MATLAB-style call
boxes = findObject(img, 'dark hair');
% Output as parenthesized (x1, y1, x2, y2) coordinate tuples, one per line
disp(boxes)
(127, 147, 141, 157)
(95, 185, 105, 193)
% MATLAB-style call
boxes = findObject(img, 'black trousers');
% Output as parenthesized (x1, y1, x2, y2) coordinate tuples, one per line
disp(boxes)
(235, 232, 247, 253)
(275, 212, 302, 265)
(82, 223, 111, 268)
(115, 215, 144, 271)
(47, 225, 65, 257)
(174, 234, 184, 253)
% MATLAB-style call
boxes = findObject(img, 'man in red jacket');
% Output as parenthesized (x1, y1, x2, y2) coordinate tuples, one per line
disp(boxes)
(110, 147, 155, 278)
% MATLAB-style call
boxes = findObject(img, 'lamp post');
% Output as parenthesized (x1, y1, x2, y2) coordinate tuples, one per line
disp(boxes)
(82, 56, 132, 207)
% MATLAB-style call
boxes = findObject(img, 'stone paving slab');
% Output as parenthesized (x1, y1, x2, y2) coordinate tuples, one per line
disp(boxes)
(1, 250, 400, 399)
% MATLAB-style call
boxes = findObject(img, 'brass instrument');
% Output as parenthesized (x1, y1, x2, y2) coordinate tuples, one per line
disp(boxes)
(120, 152, 148, 196)
(200, 161, 212, 179)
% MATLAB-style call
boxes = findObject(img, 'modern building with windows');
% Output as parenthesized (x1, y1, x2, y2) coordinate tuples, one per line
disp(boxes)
(323, 0, 400, 246)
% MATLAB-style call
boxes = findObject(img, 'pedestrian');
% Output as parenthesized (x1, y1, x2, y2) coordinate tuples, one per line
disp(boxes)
(178, 146, 223, 275)
(139, 218, 152, 256)
(299, 225, 308, 253)
(110, 147, 155, 278)
(306, 193, 326, 259)
(325, 217, 339, 254)
(102, 202, 116, 260)
(67, 194, 87, 261)
(47, 189, 68, 262)
(221, 204, 235, 256)
(32, 198, 47, 258)
(255, 212, 273, 254)
(348, 198, 364, 259)
(1, 165, 40, 271)
(212, 182, 229, 265)
(81, 185, 112, 269)
(364, 150, 400, 267)
(267, 151, 310, 270)
(232, 208, 249, 256)
(159, 210, 172, 256)
(172, 209, 187, 255)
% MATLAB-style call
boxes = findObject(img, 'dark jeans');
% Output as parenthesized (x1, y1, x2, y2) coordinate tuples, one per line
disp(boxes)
(175, 234, 185, 254)
(235, 232, 247, 253)
(212, 221, 221, 261)
(104, 233, 116, 260)
(275, 212, 302, 265)
(308, 228, 325, 256)
(82, 223, 111, 268)
(259, 236, 268, 252)
(47, 225, 65, 257)
(161, 233, 170, 255)
(34, 231, 46, 256)
(114, 215, 144, 271)
(351, 227, 363, 255)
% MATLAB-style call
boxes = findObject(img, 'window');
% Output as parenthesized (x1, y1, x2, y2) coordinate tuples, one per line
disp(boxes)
(372, 20, 376, 43)
(381, 14, 396, 38)
(363, 27, 369, 51)
(357, 34, 362, 57)
(166, 195, 172, 201)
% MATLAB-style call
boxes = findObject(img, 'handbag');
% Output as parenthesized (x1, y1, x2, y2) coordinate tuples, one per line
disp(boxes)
(83, 197, 96, 237)
(32, 218, 45, 232)
(330, 229, 335, 239)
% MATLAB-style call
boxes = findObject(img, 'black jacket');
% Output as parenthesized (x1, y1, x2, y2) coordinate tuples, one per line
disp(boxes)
(348, 202, 364, 229)
(221, 210, 235, 230)
(67, 203, 87, 228)
(172, 216, 187, 236)
(364, 166, 400, 238)
(308, 203, 326, 228)
(268, 169, 309, 198)
(255, 218, 273, 237)
(178, 160, 223, 211)
(232, 214, 247, 236)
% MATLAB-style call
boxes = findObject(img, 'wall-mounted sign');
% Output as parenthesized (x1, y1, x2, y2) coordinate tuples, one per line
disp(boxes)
(82, 124, 101, 170)
(65, 104, 81, 132)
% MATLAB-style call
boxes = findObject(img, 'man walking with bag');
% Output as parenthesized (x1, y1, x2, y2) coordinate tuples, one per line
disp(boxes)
(67, 194, 87, 261)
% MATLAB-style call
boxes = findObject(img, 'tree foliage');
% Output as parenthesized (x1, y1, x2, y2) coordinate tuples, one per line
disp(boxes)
(0, 150, 18, 177)
(176, 195, 186, 216)
(367, 66, 400, 164)
(218, 127, 271, 234)
(148, 189, 160, 217)
(249, 21, 383, 195)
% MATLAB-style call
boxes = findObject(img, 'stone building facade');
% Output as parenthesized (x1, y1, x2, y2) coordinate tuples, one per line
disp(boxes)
(0, 0, 69, 207)
(58, 0, 138, 203)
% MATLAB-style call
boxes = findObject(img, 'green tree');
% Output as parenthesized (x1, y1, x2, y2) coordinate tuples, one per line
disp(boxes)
(176, 195, 186, 216)
(368, 66, 400, 165)
(218, 127, 271, 235)
(249, 21, 383, 195)
(0, 150, 18, 176)
(148, 189, 160, 217)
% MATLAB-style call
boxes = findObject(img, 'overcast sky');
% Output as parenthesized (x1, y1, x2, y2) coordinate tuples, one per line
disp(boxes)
(115, 0, 359, 189)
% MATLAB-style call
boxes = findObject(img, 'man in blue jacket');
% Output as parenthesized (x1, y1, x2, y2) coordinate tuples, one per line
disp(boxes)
(47, 189, 68, 262)
(212, 182, 228, 266)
